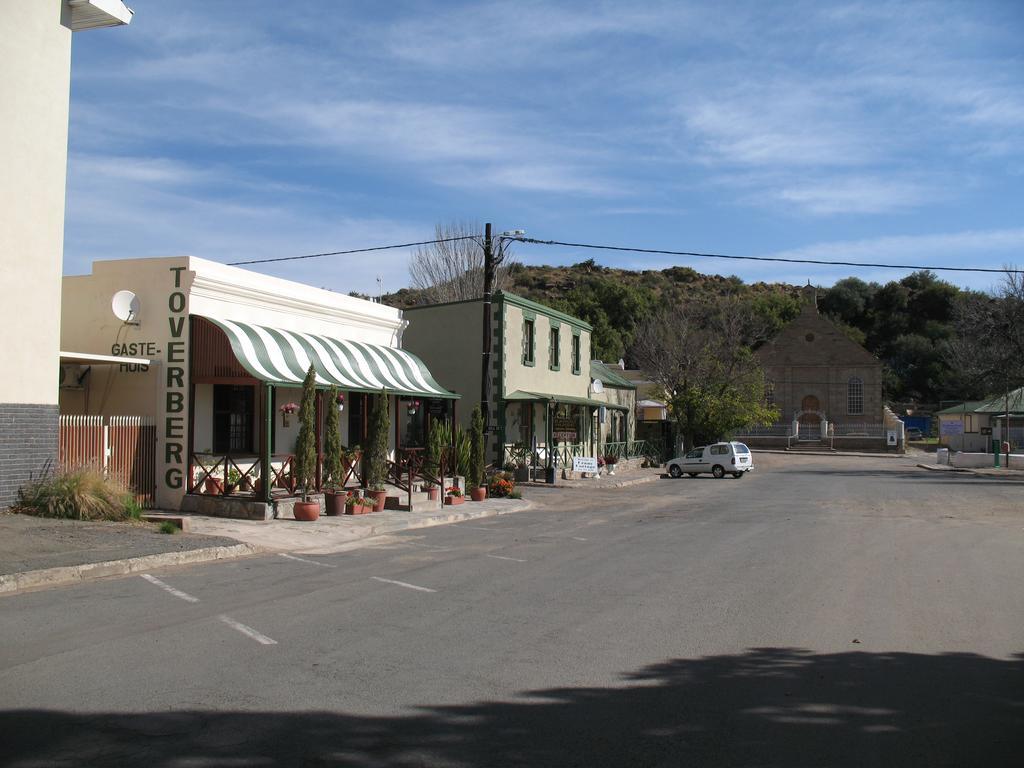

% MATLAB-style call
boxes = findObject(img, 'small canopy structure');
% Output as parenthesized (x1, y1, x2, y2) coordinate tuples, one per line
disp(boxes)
(200, 316, 457, 399)
(504, 390, 629, 411)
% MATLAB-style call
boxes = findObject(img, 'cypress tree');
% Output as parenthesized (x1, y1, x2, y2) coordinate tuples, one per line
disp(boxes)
(469, 404, 485, 490)
(366, 388, 390, 490)
(322, 385, 342, 489)
(294, 365, 318, 501)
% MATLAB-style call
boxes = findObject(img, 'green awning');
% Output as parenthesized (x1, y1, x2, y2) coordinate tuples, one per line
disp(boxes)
(504, 390, 629, 411)
(199, 316, 458, 399)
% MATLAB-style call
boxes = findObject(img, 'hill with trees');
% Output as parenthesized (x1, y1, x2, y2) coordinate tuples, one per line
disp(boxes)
(382, 260, 988, 407)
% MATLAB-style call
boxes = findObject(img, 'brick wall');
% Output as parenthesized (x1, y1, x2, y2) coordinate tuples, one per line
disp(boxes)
(0, 403, 59, 509)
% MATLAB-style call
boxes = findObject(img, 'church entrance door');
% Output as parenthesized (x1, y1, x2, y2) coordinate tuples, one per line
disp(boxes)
(797, 395, 824, 440)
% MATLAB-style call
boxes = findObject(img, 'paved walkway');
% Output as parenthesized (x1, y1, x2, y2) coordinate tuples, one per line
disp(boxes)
(186, 497, 532, 555)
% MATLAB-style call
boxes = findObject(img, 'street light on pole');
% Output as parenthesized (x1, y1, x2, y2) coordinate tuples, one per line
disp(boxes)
(480, 223, 525, 438)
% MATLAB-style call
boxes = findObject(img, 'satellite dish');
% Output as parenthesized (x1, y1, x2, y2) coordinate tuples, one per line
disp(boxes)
(112, 290, 140, 324)
(591, 379, 604, 394)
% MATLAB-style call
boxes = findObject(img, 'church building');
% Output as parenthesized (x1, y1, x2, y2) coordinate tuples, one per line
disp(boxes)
(741, 286, 903, 450)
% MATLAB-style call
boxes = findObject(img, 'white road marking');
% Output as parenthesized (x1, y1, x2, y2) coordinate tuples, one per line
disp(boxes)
(462, 525, 501, 531)
(278, 553, 336, 568)
(571, 537, 588, 541)
(486, 554, 527, 563)
(218, 615, 277, 645)
(371, 576, 437, 593)
(140, 574, 199, 603)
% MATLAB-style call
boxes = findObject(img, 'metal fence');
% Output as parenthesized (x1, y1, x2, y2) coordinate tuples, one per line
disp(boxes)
(59, 415, 157, 507)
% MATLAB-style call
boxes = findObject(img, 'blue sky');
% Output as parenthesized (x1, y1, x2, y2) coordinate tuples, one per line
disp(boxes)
(66, 0, 1024, 294)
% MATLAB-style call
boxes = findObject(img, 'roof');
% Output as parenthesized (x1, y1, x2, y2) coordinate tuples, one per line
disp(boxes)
(504, 390, 629, 411)
(935, 401, 989, 415)
(201, 316, 457, 399)
(590, 360, 636, 389)
(403, 291, 593, 332)
(973, 388, 1024, 414)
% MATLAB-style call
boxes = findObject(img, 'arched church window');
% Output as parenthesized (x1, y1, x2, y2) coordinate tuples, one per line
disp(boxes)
(848, 377, 864, 415)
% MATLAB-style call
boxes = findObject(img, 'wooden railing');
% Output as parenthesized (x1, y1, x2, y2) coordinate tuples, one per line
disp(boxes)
(385, 447, 451, 510)
(188, 453, 294, 497)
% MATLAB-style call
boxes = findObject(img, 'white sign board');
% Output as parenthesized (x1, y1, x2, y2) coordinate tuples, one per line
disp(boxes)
(940, 420, 964, 436)
(887, 430, 899, 446)
(573, 456, 599, 474)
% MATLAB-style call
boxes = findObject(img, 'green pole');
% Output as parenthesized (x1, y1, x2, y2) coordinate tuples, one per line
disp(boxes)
(262, 382, 273, 503)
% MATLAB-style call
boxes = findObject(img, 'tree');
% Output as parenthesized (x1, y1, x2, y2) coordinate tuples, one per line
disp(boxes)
(468, 405, 485, 491)
(408, 221, 517, 304)
(632, 299, 778, 451)
(365, 389, 390, 491)
(322, 386, 343, 490)
(294, 365, 318, 501)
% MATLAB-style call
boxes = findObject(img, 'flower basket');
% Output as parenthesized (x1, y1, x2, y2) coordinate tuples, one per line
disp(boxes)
(445, 486, 464, 505)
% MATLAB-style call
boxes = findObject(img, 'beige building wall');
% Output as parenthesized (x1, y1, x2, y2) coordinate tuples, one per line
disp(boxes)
(402, 301, 483, 430)
(501, 303, 590, 400)
(0, 1, 72, 406)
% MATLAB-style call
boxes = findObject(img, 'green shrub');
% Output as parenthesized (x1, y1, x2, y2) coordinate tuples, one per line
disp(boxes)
(158, 521, 180, 534)
(294, 365, 319, 501)
(16, 467, 133, 521)
(124, 497, 144, 521)
(322, 385, 344, 490)
(366, 388, 390, 490)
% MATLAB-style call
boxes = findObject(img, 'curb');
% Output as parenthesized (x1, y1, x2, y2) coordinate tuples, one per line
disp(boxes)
(0, 543, 265, 597)
(756, 449, 905, 458)
(271, 499, 537, 555)
(916, 463, 965, 472)
(558, 474, 660, 490)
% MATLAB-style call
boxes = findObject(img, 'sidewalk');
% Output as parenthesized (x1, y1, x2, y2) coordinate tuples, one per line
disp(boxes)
(1, 496, 533, 595)
(186, 497, 533, 555)
(0, 513, 253, 595)
(916, 462, 1024, 481)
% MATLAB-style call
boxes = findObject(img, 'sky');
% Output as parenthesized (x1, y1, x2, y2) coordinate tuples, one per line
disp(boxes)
(65, 0, 1024, 294)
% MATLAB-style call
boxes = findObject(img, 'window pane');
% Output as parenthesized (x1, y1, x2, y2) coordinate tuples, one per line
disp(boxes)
(847, 377, 863, 415)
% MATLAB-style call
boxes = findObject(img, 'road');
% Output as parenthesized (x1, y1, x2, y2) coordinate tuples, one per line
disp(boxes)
(1, 453, 1022, 766)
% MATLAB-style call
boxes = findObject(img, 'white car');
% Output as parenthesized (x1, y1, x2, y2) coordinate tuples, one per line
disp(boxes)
(666, 442, 754, 479)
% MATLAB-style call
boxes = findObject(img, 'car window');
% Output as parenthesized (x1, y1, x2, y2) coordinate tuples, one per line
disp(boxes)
(733, 444, 750, 454)
(710, 445, 728, 455)
(686, 449, 704, 459)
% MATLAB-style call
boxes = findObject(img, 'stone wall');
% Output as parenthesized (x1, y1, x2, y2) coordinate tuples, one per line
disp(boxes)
(0, 403, 59, 509)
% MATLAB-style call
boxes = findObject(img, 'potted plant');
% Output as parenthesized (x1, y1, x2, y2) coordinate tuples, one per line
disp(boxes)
(224, 466, 241, 494)
(322, 386, 347, 516)
(279, 401, 298, 428)
(603, 453, 619, 476)
(292, 365, 320, 521)
(344, 491, 374, 515)
(365, 388, 390, 512)
(468, 404, 486, 501)
(488, 474, 515, 498)
(444, 485, 464, 505)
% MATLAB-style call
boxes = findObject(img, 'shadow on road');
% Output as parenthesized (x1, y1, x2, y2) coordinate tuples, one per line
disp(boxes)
(2, 648, 1020, 766)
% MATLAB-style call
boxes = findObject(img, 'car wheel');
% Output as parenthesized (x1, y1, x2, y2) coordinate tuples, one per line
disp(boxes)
(712, 465, 725, 479)
(687, 473, 698, 478)
(732, 472, 744, 479)
(669, 465, 682, 478)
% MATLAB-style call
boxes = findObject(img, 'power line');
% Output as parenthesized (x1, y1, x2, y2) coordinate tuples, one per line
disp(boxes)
(514, 236, 1020, 274)
(226, 235, 480, 266)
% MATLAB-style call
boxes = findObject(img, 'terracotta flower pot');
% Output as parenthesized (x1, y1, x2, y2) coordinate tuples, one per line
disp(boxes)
(204, 477, 223, 495)
(324, 492, 346, 516)
(293, 500, 320, 521)
(370, 490, 387, 512)
(427, 487, 441, 501)
(470, 487, 487, 502)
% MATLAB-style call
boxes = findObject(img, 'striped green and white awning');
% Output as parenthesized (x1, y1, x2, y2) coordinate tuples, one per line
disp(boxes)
(200, 316, 457, 399)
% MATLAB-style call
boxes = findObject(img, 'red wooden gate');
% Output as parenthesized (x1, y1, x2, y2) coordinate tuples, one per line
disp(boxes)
(59, 415, 156, 507)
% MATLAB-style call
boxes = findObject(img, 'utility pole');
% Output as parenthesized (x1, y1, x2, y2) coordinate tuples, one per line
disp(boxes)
(481, 222, 494, 435)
